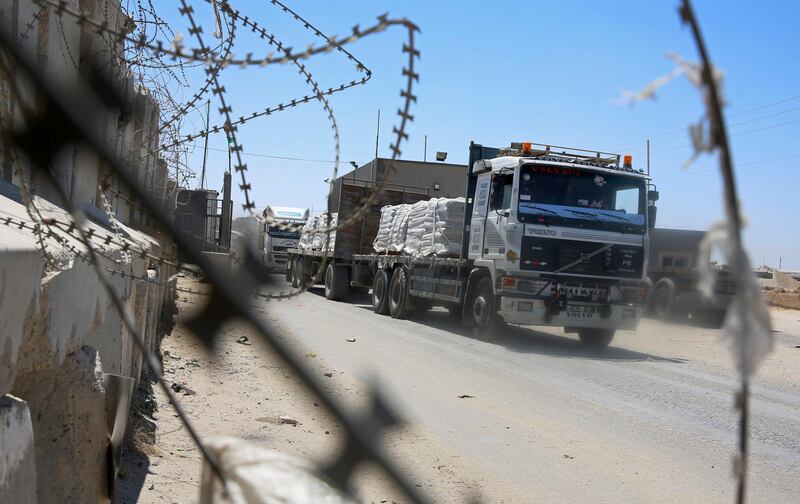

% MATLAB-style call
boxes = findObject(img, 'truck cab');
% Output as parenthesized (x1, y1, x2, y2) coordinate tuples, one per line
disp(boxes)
(465, 142, 657, 345)
(261, 206, 310, 272)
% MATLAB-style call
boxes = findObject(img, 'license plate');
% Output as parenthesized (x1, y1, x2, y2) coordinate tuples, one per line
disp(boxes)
(566, 305, 597, 319)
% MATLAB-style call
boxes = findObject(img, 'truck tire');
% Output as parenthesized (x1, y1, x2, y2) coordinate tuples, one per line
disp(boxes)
(578, 328, 615, 349)
(469, 276, 497, 337)
(299, 258, 312, 288)
(372, 269, 392, 315)
(285, 258, 293, 283)
(291, 258, 300, 288)
(388, 267, 412, 319)
(651, 278, 676, 320)
(324, 263, 349, 300)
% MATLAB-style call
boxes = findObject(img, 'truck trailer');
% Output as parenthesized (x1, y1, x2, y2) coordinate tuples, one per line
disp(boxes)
(288, 142, 659, 348)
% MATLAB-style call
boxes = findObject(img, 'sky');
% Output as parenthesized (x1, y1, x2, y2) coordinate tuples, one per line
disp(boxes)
(160, 1, 800, 270)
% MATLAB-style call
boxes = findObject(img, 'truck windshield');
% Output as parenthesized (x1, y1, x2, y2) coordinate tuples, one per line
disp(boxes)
(267, 226, 301, 239)
(518, 163, 646, 232)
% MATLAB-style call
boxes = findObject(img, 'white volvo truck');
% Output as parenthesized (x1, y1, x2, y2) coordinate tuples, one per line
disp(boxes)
(261, 205, 309, 272)
(349, 142, 659, 348)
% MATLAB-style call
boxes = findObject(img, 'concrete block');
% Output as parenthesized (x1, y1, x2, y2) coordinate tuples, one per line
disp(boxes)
(12, 345, 108, 503)
(0, 395, 37, 504)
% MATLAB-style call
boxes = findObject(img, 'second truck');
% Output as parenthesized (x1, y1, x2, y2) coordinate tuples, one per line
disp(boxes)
(288, 142, 659, 348)
(261, 205, 309, 272)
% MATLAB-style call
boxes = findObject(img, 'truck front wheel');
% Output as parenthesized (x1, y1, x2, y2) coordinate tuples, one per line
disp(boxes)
(470, 276, 497, 337)
(291, 258, 300, 288)
(388, 267, 412, 319)
(372, 269, 392, 315)
(285, 258, 293, 283)
(578, 328, 615, 349)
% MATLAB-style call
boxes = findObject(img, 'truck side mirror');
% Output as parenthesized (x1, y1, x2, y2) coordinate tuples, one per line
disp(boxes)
(648, 206, 658, 229)
(648, 190, 659, 202)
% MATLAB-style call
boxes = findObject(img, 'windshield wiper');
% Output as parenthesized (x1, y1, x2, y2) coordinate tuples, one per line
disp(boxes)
(596, 211, 631, 222)
(564, 208, 599, 219)
(524, 205, 558, 216)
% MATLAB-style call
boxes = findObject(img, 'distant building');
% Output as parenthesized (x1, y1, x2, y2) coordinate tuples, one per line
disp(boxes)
(328, 157, 467, 211)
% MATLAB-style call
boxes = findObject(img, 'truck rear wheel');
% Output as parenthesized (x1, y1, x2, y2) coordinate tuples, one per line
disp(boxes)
(324, 263, 349, 300)
(299, 258, 313, 288)
(578, 328, 615, 349)
(388, 267, 412, 319)
(372, 269, 391, 315)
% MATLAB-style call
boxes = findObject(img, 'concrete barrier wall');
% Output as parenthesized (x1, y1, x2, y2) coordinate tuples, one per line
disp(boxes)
(0, 190, 171, 502)
(0, 1, 176, 501)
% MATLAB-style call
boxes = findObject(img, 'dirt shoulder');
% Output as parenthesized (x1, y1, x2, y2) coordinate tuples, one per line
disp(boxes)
(118, 277, 508, 503)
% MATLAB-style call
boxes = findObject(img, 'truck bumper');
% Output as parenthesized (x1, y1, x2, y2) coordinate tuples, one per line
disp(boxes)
(265, 252, 288, 272)
(499, 297, 642, 330)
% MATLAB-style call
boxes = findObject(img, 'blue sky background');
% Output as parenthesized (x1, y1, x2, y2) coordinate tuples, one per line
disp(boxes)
(162, 1, 800, 269)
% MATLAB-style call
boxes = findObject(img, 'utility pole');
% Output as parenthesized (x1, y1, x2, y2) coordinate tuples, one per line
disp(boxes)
(424, 135, 427, 162)
(646, 139, 650, 176)
(374, 108, 380, 160)
(200, 99, 210, 189)
(373, 108, 380, 182)
(220, 125, 233, 252)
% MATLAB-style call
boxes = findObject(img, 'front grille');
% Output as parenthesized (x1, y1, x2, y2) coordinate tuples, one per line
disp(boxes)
(271, 246, 288, 252)
(520, 236, 643, 279)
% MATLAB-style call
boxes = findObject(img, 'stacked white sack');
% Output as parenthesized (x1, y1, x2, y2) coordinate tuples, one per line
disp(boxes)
(298, 216, 317, 251)
(429, 197, 465, 256)
(403, 199, 437, 255)
(325, 213, 337, 251)
(388, 204, 411, 252)
(310, 213, 337, 251)
(373, 205, 396, 253)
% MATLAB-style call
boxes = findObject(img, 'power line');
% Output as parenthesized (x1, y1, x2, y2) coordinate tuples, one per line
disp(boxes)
(651, 117, 800, 154)
(654, 153, 800, 180)
(625, 105, 800, 153)
(204, 145, 346, 164)
(607, 94, 800, 150)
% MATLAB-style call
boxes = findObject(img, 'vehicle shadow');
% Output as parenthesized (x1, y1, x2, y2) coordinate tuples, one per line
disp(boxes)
(643, 312, 725, 330)
(315, 288, 689, 363)
(410, 309, 688, 363)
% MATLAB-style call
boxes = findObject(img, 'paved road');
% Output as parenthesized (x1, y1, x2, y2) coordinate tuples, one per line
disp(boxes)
(267, 283, 800, 503)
